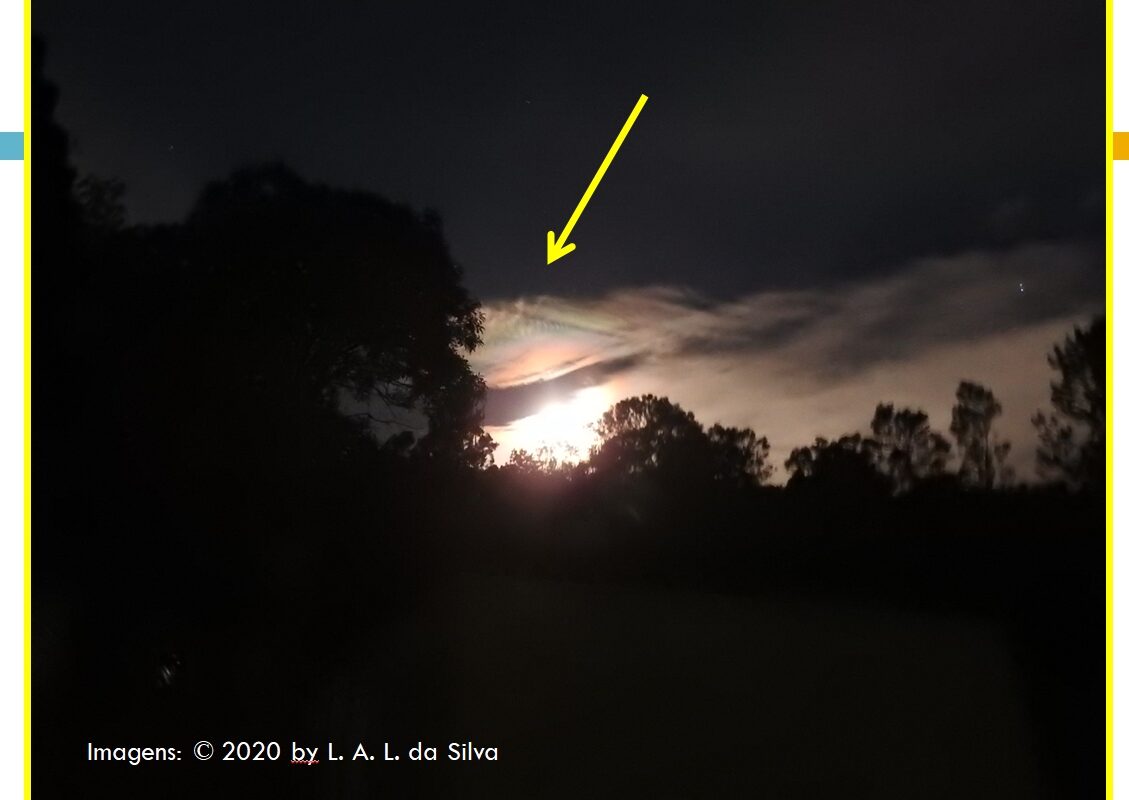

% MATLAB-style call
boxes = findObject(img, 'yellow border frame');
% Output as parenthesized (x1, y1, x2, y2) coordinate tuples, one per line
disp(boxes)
(1108, 1, 1115, 798)
(22, 0, 30, 794)
(15, 1, 1110, 798)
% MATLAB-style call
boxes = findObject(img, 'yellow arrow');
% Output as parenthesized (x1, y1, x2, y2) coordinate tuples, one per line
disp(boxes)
(547, 93, 649, 265)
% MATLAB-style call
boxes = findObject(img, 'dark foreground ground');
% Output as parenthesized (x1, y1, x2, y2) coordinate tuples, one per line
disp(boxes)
(34, 471, 1102, 799)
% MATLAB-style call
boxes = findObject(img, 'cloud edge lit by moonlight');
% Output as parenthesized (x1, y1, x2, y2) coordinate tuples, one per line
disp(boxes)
(472, 240, 1102, 479)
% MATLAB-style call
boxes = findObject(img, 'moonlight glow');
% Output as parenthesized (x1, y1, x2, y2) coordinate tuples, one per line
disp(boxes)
(497, 385, 612, 463)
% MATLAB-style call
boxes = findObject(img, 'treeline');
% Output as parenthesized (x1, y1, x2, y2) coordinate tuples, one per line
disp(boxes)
(504, 316, 1105, 496)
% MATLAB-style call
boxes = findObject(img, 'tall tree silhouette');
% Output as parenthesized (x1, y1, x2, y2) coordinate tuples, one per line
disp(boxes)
(950, 381, 1012, 489)
(174, 164, 491, 465)
(32, 36, 101, 513)
(1032, 316, 1104, 489)
(31, 37, 80, 252)
(869, 404, 951, 492)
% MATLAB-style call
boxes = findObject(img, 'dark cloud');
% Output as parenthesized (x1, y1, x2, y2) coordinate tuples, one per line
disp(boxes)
(33, 0, 1102, 474)
(37, 0, 1102, 301)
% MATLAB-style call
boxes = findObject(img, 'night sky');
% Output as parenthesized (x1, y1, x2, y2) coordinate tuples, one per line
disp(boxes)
(36, 0, 1105, 475)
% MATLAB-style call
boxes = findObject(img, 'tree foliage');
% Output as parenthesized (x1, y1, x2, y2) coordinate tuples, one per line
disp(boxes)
(589, 394, 771, 486)
(869, 404, 951, 492)
(118, 164, 498, 468)
(950, 381, 1012, 489)
(186, 165, 483, 408)
(785, 433, 890, 496)
(706, 424, 773, 485)
(504, 445, 578, 477)
(1032, 316, 1104, 489)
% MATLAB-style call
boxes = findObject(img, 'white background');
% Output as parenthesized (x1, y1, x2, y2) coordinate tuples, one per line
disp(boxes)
(0, 0, 22, 789)
(0, 1, 23, 799)
(0, 0, 20, 132)
(0, 153, 21, 800)
(0, 0, 22, 787)
(0, 0, 23, 794)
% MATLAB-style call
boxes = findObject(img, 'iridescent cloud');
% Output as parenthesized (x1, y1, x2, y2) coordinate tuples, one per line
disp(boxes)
(471, 241, 1102, 479)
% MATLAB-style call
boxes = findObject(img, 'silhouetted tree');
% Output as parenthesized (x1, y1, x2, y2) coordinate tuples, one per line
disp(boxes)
(32, 37, 80, 250)
(504, 445, 578, 477)
(590, 395, 712, 478)
(869, 404, 951, 492)
(413, 370, 497, 469)
(506, 448, 546, 475)
(145, 164, 496, 467)
(75, 174, 127, 234)
(785, 433, 891, 496)
(1032, 316, 1105, 489)
(707, 424, 773, 485)
(589, 395, 771, 486)
(950, 381, 1012, 489)
(32, 36, 101, 510)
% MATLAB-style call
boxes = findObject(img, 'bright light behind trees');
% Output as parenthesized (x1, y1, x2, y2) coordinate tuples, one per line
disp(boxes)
(498, 385, 612, 464)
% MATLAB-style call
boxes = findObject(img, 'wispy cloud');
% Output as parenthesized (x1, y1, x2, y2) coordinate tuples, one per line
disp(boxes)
(472, 241, 1102, 478)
